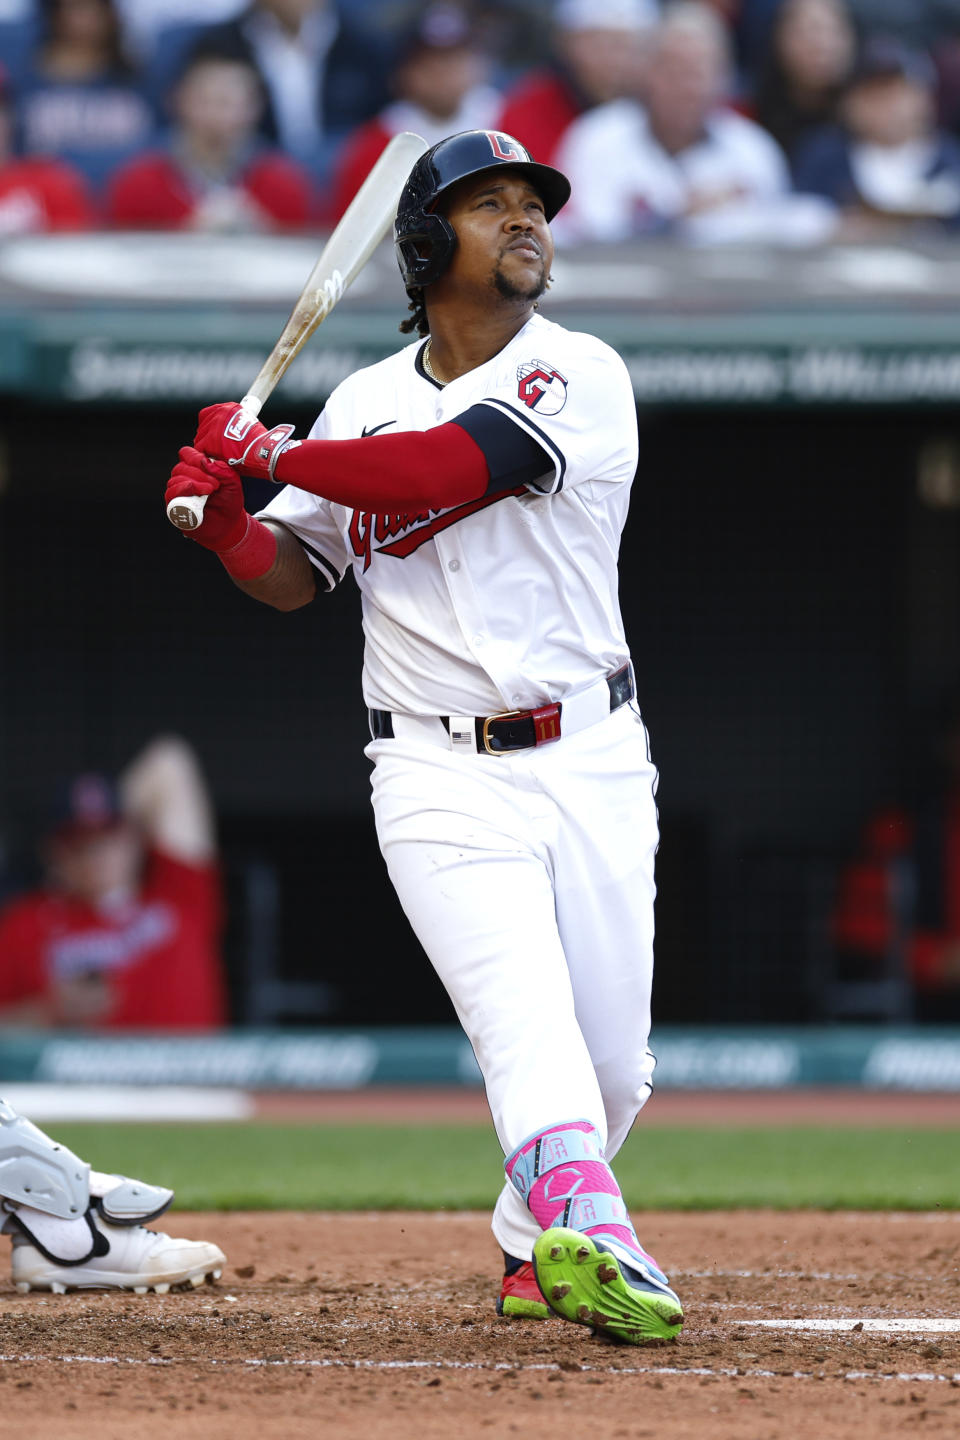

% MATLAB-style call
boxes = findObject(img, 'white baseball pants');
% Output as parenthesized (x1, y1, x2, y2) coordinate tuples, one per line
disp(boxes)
(367, 699, 659, 1263)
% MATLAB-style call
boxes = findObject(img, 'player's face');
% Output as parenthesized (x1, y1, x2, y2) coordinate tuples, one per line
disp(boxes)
(440, 172, 554, 306)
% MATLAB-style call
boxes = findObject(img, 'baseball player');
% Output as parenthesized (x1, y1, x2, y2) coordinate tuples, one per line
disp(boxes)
(0, 1098, 225, 1292)
(165, 129, 683, 1345)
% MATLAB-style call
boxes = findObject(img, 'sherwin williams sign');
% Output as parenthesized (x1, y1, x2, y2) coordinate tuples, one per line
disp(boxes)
(0, 1028, 958, 1090)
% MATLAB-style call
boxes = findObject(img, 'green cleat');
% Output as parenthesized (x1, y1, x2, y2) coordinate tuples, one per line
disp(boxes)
(532, 1228, 683, 1346)
(496, 1259, 552, 1319)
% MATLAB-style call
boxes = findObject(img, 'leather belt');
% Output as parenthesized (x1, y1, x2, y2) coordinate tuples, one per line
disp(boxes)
(369, 663, 635, 756)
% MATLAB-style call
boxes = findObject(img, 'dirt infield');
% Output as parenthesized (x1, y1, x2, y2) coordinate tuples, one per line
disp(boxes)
(250, 1086, 960, 1126)
(2, 1209, 958, 1440)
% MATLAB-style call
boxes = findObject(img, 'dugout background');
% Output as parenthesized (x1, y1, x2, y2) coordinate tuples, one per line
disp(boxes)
(2, 398, 959, 1027)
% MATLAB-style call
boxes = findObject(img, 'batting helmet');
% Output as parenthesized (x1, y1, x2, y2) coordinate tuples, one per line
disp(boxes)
(395, 129, 571, 294)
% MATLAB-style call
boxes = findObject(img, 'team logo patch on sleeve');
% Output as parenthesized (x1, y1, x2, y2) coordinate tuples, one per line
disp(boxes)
(517, 360, 568, 416)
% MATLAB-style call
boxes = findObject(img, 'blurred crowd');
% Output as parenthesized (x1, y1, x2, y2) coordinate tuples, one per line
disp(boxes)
(4, 0, 960, 242)
(0, 735, 226, 1030)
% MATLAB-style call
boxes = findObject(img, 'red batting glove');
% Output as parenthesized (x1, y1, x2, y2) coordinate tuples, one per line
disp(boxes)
(165, 446, 247, 551)
(194, 401, 299, 481)
(165, 446, 277, 579)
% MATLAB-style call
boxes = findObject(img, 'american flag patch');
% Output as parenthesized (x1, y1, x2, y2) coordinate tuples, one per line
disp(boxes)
(448, 717, 477, 753)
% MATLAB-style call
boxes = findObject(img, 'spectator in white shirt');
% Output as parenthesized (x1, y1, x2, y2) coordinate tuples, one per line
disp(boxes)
(555, 0, 834, 244)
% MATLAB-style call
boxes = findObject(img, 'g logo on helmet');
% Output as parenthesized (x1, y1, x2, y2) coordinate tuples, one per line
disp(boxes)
(517, 360, 568, 416)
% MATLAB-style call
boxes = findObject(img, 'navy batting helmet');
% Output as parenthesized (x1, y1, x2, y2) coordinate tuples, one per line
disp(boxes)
(395, 129, 570, 295)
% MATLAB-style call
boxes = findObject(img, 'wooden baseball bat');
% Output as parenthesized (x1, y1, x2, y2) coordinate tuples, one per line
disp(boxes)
(166, 129, 428, 531)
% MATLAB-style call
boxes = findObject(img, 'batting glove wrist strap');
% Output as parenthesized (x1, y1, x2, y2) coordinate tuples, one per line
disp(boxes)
(237, 423, 299, 482)
(194, 402, 298, 481)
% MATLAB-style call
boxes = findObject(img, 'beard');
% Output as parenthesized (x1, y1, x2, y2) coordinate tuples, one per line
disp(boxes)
(491, 255, 549, 304)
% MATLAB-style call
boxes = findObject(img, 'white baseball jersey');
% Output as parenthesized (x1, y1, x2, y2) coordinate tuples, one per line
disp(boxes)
(258, 312, 639, 716)
(553, 97, 790, 245)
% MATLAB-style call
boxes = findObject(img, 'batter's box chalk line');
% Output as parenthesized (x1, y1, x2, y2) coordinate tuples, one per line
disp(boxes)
(676, 1269, 941, 1281)
(1, 1355, 959, 1384)
(747, 1318, 960, 1334)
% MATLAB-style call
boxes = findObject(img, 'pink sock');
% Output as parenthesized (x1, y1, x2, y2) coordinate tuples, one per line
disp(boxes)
(505, 1120, 666, 1282)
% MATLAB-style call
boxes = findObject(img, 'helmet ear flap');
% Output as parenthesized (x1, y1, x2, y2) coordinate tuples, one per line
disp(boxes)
(397, 211, 458, 293)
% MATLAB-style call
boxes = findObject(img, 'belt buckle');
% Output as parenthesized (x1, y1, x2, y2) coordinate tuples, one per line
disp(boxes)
(481, 703, 563, 755)
(481, 710, 524, 756)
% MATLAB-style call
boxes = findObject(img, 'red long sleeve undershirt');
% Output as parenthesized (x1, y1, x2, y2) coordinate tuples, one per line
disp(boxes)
(271, 422, 491, 510)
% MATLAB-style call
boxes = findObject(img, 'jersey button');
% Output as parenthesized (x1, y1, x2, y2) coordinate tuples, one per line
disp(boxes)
(473, 635, 484, 647)
(448, 559, 460, 572)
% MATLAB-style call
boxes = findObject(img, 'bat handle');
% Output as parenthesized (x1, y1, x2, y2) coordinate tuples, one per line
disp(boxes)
(166, 393, 264, 530)
(166, 493, 208, 530)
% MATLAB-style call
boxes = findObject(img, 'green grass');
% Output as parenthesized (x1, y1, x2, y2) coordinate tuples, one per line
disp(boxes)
(49, 1122, 960, 1212)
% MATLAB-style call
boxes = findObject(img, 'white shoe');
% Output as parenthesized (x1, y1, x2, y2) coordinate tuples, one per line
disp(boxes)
(11, 1214, 225, 1295)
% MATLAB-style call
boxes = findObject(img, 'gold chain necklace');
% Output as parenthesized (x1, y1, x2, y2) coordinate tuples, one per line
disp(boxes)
(422, 340, 444, 385)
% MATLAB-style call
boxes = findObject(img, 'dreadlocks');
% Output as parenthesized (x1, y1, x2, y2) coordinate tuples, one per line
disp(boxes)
(399, 288, 429, 338)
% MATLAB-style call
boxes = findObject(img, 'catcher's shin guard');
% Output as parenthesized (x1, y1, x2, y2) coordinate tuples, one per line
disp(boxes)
(0, 1101, 219, 1292)
(6, 1173, 224, 1295)
(3, 1170, 176, 1265)
(0, 1097, 90, 1218)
